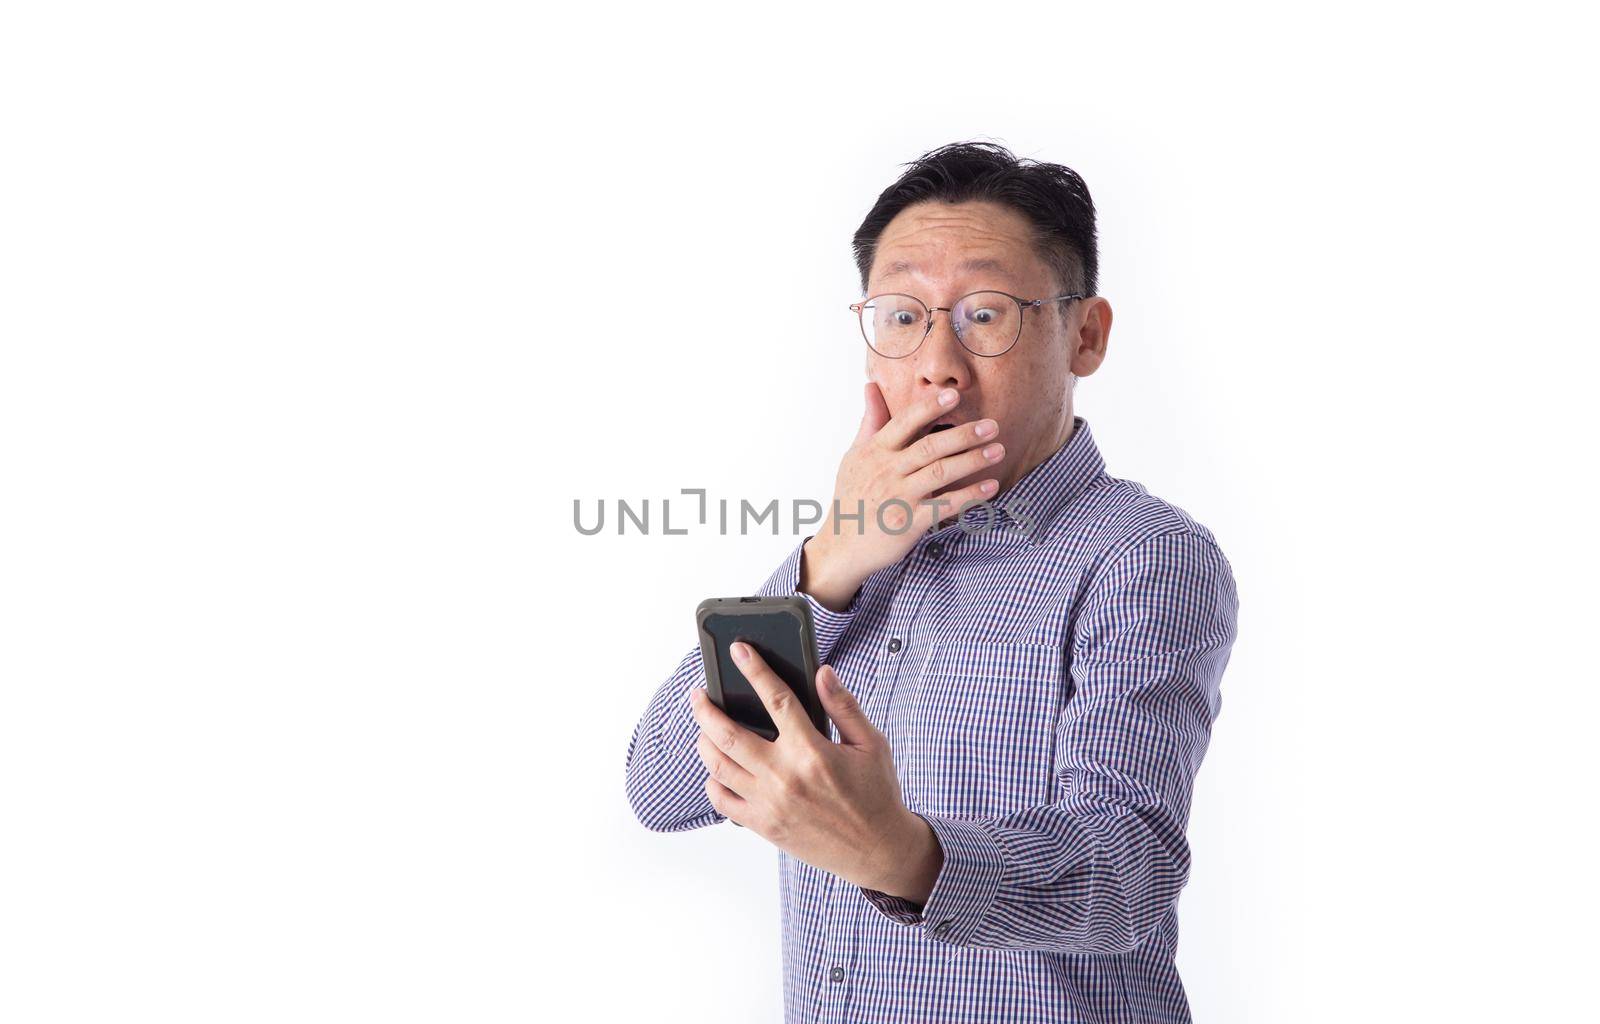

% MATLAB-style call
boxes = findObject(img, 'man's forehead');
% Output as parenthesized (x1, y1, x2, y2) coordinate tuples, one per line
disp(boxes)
(871, 254, 1045, 297)
(869, 202, 1047, 290)
(878, 256, 1019, 280)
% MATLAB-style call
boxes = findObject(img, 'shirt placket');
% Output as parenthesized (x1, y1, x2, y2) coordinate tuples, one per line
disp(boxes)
(810, 531, 951, 1024)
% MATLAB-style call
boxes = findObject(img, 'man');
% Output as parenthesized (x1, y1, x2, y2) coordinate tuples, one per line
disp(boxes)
(624, 141, 1239, 1023)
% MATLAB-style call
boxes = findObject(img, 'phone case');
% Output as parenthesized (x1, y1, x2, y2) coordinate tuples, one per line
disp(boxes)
(695, 595, 827, 741)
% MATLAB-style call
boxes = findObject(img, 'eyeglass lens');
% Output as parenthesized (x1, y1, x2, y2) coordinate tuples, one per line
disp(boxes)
(860, 292, 1022, 357)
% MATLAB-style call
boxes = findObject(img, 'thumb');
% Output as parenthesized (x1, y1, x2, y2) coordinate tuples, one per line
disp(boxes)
(854, 381, 891, 446)
(817, 665, 876, 746)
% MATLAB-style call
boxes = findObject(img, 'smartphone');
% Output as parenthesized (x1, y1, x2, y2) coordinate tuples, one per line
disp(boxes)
(695, 595, 828, 741)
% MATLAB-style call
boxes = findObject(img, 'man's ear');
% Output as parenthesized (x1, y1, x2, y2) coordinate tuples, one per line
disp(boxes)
(1069, 297, 1112, 378)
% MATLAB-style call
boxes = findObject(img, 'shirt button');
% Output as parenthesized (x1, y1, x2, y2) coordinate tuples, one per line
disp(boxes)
(829, 966, 845, 982)
(887, 637, 902, 653)
(927, 541, 943, 559)
(933, 919, 953, 935)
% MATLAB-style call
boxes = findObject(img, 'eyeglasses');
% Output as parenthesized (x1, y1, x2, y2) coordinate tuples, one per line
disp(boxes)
(849, 290, 1084, 358)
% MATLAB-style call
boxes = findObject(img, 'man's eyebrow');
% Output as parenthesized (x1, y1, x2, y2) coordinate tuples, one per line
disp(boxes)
(880, 257, 1016, 278)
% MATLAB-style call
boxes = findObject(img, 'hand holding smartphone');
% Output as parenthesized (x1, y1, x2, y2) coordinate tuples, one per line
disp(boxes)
(695, 596, 829, 742)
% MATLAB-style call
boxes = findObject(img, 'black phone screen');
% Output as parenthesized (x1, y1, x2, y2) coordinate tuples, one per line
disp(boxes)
(696, 598, 825, 741)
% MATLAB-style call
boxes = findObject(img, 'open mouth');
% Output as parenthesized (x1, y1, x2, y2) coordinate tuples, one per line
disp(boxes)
(916, 419, 958, 442)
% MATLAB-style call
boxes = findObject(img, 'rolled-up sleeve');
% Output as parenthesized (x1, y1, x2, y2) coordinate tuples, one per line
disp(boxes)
(859, 529, 1238, 953)
(624, 536, 861, 832)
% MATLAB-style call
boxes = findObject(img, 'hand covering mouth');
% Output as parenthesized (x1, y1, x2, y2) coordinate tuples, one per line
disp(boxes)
(915, 418, 959, 442)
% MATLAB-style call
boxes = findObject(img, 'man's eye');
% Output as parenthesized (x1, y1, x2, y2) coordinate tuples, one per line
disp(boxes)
(970, 308, 999, 325)
(892, 311, 918, 326)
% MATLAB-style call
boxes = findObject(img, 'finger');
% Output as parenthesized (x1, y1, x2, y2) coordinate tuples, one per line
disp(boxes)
(854, 381, 892, 446)
(729, 641, 816, 743)
(906, 441, 1005, 501)
(874, 386, 960, 451)
(690, 685, 772, 773)
(922, 477, 1002, 528)
(705, 776, 752, 826)
(815, 665, 878, 748)
(696, 729, 756, 795)
(896, 417, 998, 475)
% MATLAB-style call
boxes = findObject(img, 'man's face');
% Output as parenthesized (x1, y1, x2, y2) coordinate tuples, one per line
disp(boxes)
(864, 199, 1100, 495)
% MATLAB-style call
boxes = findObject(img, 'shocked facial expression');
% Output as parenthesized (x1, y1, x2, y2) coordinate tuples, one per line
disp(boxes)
(863, 199, 1103, 495)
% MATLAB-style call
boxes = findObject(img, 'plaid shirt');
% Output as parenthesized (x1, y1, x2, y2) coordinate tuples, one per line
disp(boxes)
(625, 417, 1239, 1023)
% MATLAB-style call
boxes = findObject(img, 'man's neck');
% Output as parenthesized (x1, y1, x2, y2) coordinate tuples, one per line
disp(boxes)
(1002, 403, 1076, 497)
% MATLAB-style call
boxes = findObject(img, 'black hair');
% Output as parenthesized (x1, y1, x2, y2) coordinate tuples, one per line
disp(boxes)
(851, 141, 1098, 298)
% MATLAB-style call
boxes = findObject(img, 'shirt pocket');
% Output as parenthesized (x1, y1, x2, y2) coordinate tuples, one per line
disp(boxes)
(893, 639, 1066, 819)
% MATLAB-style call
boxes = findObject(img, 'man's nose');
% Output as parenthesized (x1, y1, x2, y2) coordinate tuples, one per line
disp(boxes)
(915, 308, 973, 389)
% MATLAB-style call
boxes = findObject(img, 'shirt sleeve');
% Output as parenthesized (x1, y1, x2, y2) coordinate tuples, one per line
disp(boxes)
(858, 529, 1238, 953)
(624, 535, 862, 832)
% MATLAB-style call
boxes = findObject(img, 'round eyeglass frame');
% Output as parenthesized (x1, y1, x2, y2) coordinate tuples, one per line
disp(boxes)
(848, 290, 1085, 358)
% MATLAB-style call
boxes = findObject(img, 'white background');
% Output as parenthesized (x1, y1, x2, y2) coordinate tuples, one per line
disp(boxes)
(3, 2, 1596, 1021)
